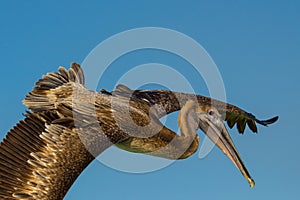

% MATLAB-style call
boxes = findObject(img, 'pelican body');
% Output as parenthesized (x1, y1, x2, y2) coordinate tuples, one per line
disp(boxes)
(0, 63, 278, 199)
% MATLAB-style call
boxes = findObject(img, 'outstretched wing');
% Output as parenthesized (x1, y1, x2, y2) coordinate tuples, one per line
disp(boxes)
(102, 84, 278, 134)
(0, 113, 49, 199)
(0, 111, 95, 199)
(0, 63, 98, 199)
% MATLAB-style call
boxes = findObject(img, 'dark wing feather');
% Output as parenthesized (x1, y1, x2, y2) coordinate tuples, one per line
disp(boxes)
(237, 117, 247, 134)
(246, 119, 257, 133)
(255, 116, 279, 126)
(226, 111, 278, 134)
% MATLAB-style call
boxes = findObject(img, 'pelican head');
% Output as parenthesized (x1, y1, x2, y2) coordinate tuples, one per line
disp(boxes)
(180, 100, 255, 187)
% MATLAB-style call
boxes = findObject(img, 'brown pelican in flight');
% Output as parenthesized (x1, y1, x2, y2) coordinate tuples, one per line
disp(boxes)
(0, 63, 278, 199)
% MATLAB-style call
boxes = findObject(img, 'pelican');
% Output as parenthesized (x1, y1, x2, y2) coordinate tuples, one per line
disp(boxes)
(0, 63, 278, 199)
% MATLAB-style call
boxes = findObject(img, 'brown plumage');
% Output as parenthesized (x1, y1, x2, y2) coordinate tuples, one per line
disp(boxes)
(0, 63, 278, 199)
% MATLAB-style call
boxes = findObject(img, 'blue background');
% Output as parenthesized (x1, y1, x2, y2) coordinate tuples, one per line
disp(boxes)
(0, 1, 299, 199)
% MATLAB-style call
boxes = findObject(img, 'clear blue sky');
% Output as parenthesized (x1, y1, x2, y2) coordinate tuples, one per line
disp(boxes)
(0, 1, 299, 199)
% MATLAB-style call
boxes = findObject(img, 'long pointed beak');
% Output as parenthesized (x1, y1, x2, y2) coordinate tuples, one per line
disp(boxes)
(197, 112, 255, 188)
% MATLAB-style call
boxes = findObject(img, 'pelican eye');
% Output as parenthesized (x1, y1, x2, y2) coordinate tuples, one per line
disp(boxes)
(208, 110, 215, 116)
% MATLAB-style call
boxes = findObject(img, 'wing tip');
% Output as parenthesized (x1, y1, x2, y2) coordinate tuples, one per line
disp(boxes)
(255, 116, 279, 126)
